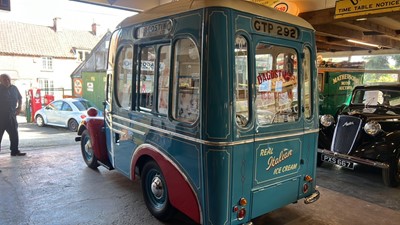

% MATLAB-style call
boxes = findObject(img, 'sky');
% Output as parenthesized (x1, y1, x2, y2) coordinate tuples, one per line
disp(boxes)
(0, 0, 135, 34)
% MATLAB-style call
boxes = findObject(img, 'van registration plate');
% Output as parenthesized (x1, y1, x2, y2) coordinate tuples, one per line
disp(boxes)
(321, 154, 354, 170)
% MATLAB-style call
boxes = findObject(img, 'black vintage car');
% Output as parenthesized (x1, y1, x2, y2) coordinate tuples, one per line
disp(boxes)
(318, 83, 400, 187)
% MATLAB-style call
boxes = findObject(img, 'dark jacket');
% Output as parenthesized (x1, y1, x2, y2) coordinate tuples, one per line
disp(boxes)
(0, 84, 22, 117)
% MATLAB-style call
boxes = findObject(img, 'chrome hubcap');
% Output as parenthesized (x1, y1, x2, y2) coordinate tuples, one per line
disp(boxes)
(84, 141, 92, 156)
(150, 176, 164, 199)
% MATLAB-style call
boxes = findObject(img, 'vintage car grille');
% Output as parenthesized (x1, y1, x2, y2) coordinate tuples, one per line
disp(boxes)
(331, 115, 362, 154)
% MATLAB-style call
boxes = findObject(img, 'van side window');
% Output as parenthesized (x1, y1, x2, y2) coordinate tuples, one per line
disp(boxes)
(139, 46, 156, 111)
(157, 46, 171, 115)
(234, 35, 250, 127)
(303, 47, 312, 119)
(255, 43, 298, 125)
(172, 39, 200, 123)
(115, 45, 133, 109)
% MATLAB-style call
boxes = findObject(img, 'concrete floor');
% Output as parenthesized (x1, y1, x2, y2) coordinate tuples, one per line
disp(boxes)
(1, 120, 400, 225)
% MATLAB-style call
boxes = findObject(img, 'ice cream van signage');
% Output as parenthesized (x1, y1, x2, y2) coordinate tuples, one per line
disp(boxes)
(260, 147, 298, 175)
(135, 20, 173, 39)
(256, 140, 300, 182)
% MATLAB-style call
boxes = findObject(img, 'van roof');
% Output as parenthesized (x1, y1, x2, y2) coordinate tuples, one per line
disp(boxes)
(118, 0, 314, 30)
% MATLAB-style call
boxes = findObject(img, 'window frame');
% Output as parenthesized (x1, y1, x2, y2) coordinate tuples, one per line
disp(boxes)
(254, 42, 299, 125)
(171, 38, 200, 124)
(234, 34, 251, 128)
(41, 57, 53, 71)
(114, 44, 134, 109)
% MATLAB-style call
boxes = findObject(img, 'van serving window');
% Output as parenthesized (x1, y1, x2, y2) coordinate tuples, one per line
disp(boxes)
(172, 38, 200, 123)
(255, 43, 298, 124)
(115, 45, 133, 109)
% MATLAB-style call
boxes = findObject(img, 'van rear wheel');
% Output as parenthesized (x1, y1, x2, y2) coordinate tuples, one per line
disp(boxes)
(141, 160, 176, 221)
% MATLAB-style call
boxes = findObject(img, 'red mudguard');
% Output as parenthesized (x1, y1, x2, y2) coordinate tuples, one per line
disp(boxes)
(86, 118, 109, 165)
(131, 146, 201, 224)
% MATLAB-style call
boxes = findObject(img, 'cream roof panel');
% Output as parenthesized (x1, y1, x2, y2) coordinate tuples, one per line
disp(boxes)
(118, 0, 314, 30)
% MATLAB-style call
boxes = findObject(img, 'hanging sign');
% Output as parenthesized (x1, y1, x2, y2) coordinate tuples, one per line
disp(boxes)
(248, 0, 299, 15)
(334, 0, 400, 19)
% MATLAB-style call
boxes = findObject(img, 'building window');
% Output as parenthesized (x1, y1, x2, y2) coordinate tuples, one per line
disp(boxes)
(42, 57, 53, 71)
(0, 0, 10, 11)
(76, 49, 90, 61)
(38, 78, 54, 95)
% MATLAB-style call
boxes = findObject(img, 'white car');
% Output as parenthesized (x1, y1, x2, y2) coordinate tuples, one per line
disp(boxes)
(34, 98, 102, 132)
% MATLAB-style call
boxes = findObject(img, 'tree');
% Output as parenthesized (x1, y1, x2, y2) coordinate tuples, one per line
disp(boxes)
(391, 55, 400, 68)
(362, 55, 397, 83)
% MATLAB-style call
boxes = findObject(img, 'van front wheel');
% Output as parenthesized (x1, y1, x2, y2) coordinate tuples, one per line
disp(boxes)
(80, 129, 99, 169)
(141, 160, 176, 221)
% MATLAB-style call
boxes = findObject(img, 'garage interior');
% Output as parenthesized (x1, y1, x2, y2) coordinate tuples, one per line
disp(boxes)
(1, 1, 399, 225)
(73, 0, 400, 57)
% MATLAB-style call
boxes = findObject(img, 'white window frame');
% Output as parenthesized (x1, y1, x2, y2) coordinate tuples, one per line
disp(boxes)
(76, 49, 90, 61)
(41, 57, 53, 71)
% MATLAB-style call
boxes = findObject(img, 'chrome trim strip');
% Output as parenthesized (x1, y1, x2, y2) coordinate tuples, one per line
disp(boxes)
(255, 129, 319, 142)
(318, 148, 390, 169)
(112, 121, 146, 136)
(111, 127, 125, 135)
(111, 114, 319, 147)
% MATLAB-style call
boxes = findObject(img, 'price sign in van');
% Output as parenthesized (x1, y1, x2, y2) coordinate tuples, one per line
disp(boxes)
(253, 18, 298, 39)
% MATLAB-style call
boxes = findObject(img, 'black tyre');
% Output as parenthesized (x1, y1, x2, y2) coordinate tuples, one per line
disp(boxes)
(382, 157, 400, 187)
(68, 119, 79, 132)
(316, 152, 323, 167)
(141, 160, 176, 221)
(81, 129, 99, 169)
(36, 115, 45, 127)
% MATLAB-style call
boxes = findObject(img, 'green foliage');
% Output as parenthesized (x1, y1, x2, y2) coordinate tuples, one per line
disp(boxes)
(392, 55, 400, 68)
(362, 55, 399, 83)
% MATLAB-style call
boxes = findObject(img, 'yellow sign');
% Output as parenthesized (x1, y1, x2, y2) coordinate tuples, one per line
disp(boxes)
(248, 0, 278, 6)
(335, 0, 400, 19)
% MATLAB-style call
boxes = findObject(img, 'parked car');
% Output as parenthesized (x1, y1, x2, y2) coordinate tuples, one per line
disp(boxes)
(34, 98, 102, 132)
(318, 83, 400, 187)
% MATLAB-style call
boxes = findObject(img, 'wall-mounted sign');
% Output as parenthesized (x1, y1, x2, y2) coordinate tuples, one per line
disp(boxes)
(135, 20, 173, 39)
(74, 78, 83, 96)
(87, 82, 94, 92)
(334, 0, 400, 19)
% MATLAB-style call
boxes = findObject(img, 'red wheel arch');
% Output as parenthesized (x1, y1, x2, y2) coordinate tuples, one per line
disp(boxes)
(131, 144, 201, 224)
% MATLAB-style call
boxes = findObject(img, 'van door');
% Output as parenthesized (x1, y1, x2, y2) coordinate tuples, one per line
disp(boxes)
(250, 36, 306, 216)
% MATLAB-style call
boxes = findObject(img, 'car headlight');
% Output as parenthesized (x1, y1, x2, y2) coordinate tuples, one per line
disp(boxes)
(320, 115, 334, 127)
(364, 121, 381, 136)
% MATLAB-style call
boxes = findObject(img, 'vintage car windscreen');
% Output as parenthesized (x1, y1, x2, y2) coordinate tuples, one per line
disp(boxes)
(352, 89, 400, 107)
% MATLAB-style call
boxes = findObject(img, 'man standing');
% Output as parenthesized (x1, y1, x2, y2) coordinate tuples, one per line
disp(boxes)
(0, 74, 26, 156)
